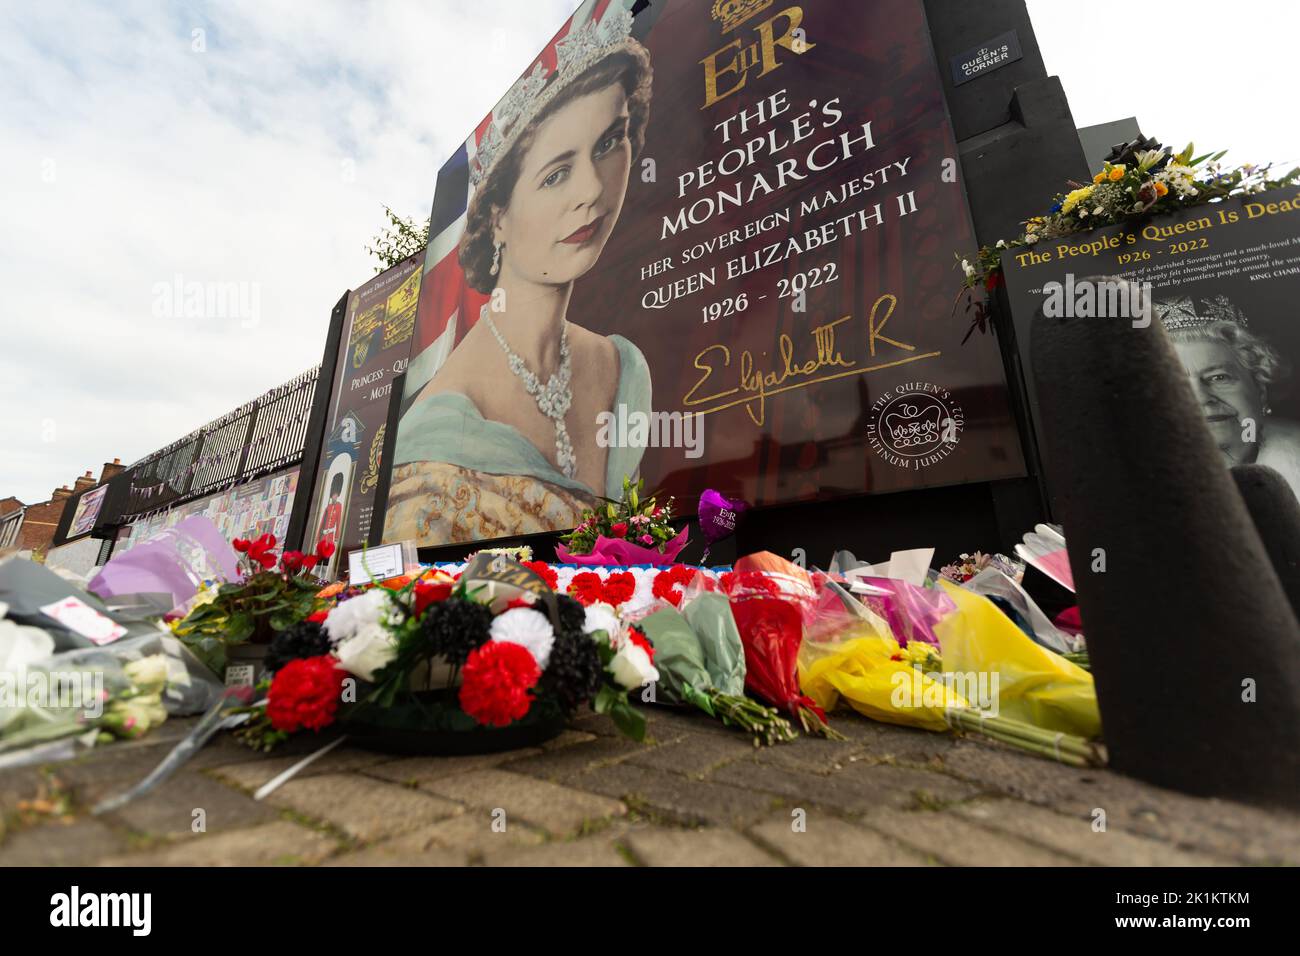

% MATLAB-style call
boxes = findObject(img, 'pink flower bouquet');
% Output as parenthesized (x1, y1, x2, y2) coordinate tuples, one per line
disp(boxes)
(556, 526, 690, 567)
(556, 476, 689, 566)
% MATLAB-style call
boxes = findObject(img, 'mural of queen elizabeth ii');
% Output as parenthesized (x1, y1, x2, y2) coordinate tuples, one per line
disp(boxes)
(385, 1, 654, 545)
(1159, 293, 1300, 500)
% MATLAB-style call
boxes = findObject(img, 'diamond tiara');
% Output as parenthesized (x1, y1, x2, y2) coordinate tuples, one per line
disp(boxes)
(1156, 294, 1250, 331)
(469, 1, 637, 189)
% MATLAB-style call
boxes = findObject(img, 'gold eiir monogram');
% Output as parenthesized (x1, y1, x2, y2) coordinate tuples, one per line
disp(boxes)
(700, 6, 815, 109)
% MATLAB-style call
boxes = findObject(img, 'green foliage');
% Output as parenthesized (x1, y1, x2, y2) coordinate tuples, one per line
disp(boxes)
(172, 571, 323, 676)
(365, 205, 430, 273)
(593, 684, 646, 741)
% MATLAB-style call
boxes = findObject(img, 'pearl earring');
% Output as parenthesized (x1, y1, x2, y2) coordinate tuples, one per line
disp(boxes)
(491, 241, 502, 276)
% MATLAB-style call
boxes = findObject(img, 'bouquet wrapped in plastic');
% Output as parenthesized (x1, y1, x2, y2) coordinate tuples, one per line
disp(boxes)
(0, 632, 224, 765)
(795, 565, 1104, 765)
(722, 553, 842, 738)
(636, 578, 795, 746)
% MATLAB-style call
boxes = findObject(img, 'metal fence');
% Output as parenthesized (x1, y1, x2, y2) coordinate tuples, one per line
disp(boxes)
(120, 366, 320, 523)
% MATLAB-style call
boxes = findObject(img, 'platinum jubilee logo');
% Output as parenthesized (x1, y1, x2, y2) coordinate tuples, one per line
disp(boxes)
(867, 382, 963, 469)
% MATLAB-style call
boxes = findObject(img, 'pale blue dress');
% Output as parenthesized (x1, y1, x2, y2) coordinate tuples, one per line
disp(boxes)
(392, 334, 651, 499)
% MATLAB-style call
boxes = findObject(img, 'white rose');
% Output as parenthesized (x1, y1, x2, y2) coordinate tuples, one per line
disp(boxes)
(333, 620, 397, 681)
(489, 607, 555, 669)
(610, 642, 658, 690)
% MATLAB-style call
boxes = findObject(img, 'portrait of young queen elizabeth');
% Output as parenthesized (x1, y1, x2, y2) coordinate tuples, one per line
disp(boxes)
(385, 2, 654, 544)
(1158, 293, 1300, 500)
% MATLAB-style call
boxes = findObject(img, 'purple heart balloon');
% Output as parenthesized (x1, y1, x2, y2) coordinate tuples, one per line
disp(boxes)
(698, 489, 747, 561)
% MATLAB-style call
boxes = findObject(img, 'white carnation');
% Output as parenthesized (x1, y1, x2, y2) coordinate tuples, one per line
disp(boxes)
(324, 589, 391, 643)
(489, 607, 555, 669)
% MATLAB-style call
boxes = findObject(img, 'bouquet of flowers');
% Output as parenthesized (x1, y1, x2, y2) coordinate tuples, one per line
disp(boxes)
(170, 535, 335, 676)
(721, 555, 843, 739)
(0, 652, 175, 756)
(957, 137, 1300, 301)
(237, 555, 649, 751)
(938, 551, 1022, 585)
(637, 597, 796, 746)
(556, 476, 688, 566)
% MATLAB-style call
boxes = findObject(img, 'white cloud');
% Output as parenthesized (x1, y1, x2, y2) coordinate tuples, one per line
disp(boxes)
(0, 0, 580, 503)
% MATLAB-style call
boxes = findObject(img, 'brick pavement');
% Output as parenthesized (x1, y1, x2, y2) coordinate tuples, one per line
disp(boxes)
(3, 706, 1298, 867)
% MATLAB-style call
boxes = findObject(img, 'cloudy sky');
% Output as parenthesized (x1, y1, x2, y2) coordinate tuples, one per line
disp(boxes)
(2, 0, 1295, 504)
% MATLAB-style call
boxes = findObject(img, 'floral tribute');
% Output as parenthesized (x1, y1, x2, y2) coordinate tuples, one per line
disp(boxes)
(171, 535, 336, 675)
(955, 138, 1300, 325)
(556, 476, 688, 566)
(937, 551, 1023, 584)
(239, 555, 655, 749)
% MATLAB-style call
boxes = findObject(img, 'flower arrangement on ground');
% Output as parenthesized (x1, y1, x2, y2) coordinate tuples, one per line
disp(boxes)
(170, 535, 335, 676)
(237, 555, 650, 751)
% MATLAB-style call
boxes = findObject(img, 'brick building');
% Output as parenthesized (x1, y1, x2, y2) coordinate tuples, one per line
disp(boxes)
(0, 458, 125, 556)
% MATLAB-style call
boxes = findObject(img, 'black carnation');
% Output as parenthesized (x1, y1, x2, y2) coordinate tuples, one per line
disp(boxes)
(540, 595, 603, 712)
(421, 599, 494, 665)
(265, 621, 332, 674)
(554, 593, 589, 634)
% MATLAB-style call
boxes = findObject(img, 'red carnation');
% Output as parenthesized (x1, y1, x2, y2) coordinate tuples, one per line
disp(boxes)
(611, 522, 628, 538)
(266, 656, 346, 733)
(413, 580, 453, 617)
(652, 564, 695, 607)
(459, 641, 540, 727)
(602, 571, 636, 606)
(506, 596, 536, 611)
(522, 560, 558, 590)
(568, 571, 606, 606)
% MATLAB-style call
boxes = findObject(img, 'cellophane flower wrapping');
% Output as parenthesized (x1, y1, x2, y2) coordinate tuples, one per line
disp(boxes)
(635, 604, 714, 712)
(554, 527, 689, 567)
(798, 633, 963, 732)
(724, 553, 834, 733)
(934, 579, 1100, 738)
(848, 576, 955, 648)
(678, 579, 745, 697)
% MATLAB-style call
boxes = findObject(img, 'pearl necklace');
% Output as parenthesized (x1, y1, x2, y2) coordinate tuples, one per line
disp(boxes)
(481, 306, 576, 479)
